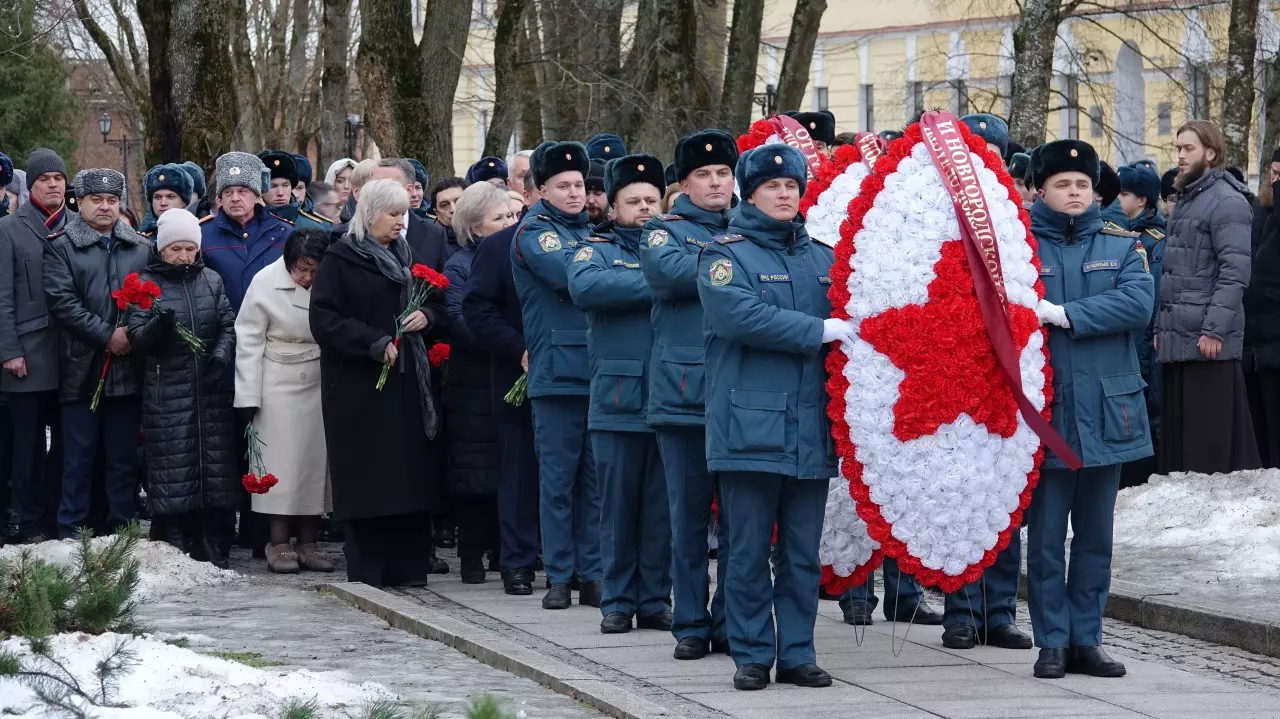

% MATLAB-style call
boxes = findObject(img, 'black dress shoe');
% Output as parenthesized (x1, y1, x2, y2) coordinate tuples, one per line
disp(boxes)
(578, 580, 603, 608)
(710, 638, 731, 655)
(776, 663, 832, 688)
(1067, 646, 1126, 677)
(1034, 648, 1068, 679)
(501, 567, 533, 596)
(542, 583, 572, 610)
(891, 600, 943, 625)
(842, 602, 873, 626)
(732, 664, 770, 691)
(636, 609, 673, 631)
(600, 611, 632, 634)
(985, 624, 1033, 650)
(427, 555, 449, 575)
(460, 559, 486, 584)
(942, 624, 977, 649)
(674, 637, 709, 660)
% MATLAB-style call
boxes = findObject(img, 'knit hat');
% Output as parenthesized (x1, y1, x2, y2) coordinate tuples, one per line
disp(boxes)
(960, 113, 1009, 158)
(585, 160, 607, 193)
(155, 208, 203, 251)
(25, 149, 67, 182)
(143, 163, 194, 204)
(0, 153, 11, 188)
(585, 133, 626, 162)
(215, 151, 267, 195)
(74, 169, 126, 199)
(605, 154, 665, 203)
(1031, 140, 1100, 190)
(1161, 168, 1178, 201)
(466, 156, 509, 185)
(673, 129, 738, 181)
(736, 144, 808, 200)
(292, 153, 313, 185)
(180, 161, 206, 197)
(1118, 164, 1161, 209)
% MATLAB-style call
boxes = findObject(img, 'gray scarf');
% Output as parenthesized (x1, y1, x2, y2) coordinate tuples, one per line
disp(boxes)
(344, 233, 438, 440)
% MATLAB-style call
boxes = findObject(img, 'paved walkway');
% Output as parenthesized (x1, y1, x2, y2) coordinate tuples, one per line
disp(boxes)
(374, 564, 1280, 719)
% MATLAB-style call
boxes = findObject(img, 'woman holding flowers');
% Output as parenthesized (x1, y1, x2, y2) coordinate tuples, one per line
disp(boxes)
(310, 178, 451, 587)
(234, 228, 335, 574)
(127, 208, 239, 567)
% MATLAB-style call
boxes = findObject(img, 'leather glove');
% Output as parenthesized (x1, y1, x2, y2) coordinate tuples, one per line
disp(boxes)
(822, 318, 858, 344)
(1036, 300, 1070, 329)
(235, 406, 259, 431)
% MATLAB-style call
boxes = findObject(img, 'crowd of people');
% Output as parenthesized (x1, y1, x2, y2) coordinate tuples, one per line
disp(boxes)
(0, 105, 1267, 690)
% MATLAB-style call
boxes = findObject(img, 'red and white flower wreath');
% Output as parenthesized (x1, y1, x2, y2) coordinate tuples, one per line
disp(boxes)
(825, 121, 1053, 593)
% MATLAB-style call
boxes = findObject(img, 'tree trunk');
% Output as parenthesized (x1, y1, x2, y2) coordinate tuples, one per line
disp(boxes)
(719, 0, 764, 135)
(1259, 56, 1280, 185)
(576, 0, 624, 136)
(230, 0, 264, 150)
(285, 0, 313, 151)
(695, 0, 728, 116)
(415, 0, 471, 184)
(357, 0, 422, 158)
(1007, 0, 1063, 150)
(536, 0, 582, 139)
(616, 0, 661, 141)
(483, 0, 528, 157)
(516, 10, 543, 148)
(773, 0, 826, 113)
(1221, 0, 1260, 170)
(169, 0, 239, 171)
(136, 0, 177, 166)
(633, 0, 698, 160)
(319, 0, 351, 165)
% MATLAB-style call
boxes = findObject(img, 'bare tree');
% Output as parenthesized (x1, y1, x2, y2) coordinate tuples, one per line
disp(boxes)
(318, 0, 352, 165)
(719, 0, 765, 135)
(1007, 0, 1076, 149)
(774, 0, 827, 113)
(169, 0, 239, 168)
(483, 0, 530, 156)
(1221, 0, 1260, 169)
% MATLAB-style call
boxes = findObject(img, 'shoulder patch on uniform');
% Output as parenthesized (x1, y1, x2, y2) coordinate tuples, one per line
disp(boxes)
(198, 215, 215, 224)
(1134, 240, 1150, 273)
(1100, 223, 1139, 238)
(715, 233, 745, 244)
(659, 213, 683, 221)
(647, 229, 669, 247)
(537, 231, 562, 252)
(1144, 227, 1165, 242)
(573, 246, 594, 262)
(708, 258, 733, 286)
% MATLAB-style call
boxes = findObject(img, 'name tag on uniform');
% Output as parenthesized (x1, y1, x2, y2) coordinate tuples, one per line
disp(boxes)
(1082, 260, 1120, 272)
(612, 259, 640, 269)
(686, 237, 710, 248)
(817, 275, 832, 284)
(758, 273, 791, 282)
(1039, 266, 1056, 276)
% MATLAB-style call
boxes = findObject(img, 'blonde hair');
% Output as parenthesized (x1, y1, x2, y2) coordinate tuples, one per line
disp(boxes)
(349, 179, 409, 242)
(350, 159, 380, 191)
(452, 181, 513, 248)
(663, 183, 682, 214)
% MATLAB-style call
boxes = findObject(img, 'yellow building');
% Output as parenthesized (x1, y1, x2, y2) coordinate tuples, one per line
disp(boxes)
(447, 0, 1277, 181)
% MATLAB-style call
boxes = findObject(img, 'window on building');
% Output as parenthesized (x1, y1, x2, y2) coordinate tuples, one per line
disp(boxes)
(907, 81, 925, 119)
(861, 84, 875, 131)
(815, 86, 829, 112)
(1189, 65, 1210, 120)
(1064, 75, 1079, 140)
(1158, 103, 1172, 135)
(952, 80, 969, 116)
(1089, 105, 1104, 138)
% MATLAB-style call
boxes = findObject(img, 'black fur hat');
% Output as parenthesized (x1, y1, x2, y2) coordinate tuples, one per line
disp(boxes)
(531, 141, 590, 186)
(664, 164, 678, 187)
(1008, 153, 1031, 184)
(1005, 140, 1026, 163)
(144, 163, 194, 204)
(1097, 161, 1121, 206)
(586, 159, 606, 193)
(1031, 140, 1100, 190)
(258, 150, 299, 185)
(605, 154, 665, 203)
(737, 144, 808, 200)
(1161, 168, 1178, 200)
(674, 129, 738, 181)
(784, 110, 836, 145)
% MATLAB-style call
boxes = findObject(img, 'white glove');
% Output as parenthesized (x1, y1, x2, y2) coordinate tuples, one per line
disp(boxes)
(1036, 300, 1070, 329)
(822, 318, 857, 344)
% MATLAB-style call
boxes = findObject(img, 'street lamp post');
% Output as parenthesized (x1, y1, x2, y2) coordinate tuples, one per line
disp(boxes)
(754, 84, 777, 119)
(99, 113, 140, 205)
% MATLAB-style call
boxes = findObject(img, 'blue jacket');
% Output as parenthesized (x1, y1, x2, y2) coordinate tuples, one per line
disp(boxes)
(511, 200, 592, 398)
(697, 202, 837, 480)
(1100, 201, 1130, 230)
(462, 222, 528, 420)
(1128, 207, 1167, 436)
(1031, 200, 1156, 469)
(639, 194, 728, 426)
(567, 222, 654, 433)
(200, 206, 291, 311)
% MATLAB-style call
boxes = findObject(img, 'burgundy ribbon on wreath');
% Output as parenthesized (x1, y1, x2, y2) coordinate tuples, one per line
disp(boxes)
(769, 114, 824, 178)
(917, 111, 1083, 470)
(853, 132, 887, 171)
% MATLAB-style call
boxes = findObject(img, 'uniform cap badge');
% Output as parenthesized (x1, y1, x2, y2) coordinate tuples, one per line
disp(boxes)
(809, 122, 817, 129)
(158, 174, 164, 181)
(604, 145, 611, 153)
(229, 167, 241, 176)
(565, 153, 572, 160)
(705, 143, 713, 152)
(1070, 149, 1078, 157)
(637, 164, 645, 172)
(273, 159, 280, 167)
(774, 155, 783, 165)
(979, 121, 987, 129)
(488, 161, 495, 167)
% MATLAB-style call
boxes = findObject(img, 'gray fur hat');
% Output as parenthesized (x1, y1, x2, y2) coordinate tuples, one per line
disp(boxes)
(74, 169, 126, 199)
(214, 151, 267, 195)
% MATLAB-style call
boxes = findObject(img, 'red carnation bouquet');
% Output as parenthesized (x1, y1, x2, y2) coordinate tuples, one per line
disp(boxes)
(92, 272, 161, 411)
(376, 264, 450, 390)
(242, 422, 278, 494)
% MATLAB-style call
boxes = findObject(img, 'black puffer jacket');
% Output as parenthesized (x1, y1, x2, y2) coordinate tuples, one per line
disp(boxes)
(128, 249, 239, 514)
(1246, 189, 1280, 369)
(442, 244, 499, 496)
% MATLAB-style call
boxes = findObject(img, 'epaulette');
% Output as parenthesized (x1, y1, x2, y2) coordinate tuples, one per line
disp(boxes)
(1143, 227, 1165, 242)
(46, 230, 66, 240)
(658, 213, 684, 221)
(1100, 222, 1139, 239)
(138, 231, 154, 239)
(298, 209, 331, 225)
(588, 236, 611, 243)
(198, 215, 215, 224)
(715, 233, 745, 244)
(276, 216, 295, 226)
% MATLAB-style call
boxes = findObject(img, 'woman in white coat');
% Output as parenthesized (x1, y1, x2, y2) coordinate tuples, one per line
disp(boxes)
(235, 228, 335, 573)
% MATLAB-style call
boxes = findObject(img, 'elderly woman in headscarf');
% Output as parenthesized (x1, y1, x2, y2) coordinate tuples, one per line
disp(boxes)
(309, 178, 450, 587)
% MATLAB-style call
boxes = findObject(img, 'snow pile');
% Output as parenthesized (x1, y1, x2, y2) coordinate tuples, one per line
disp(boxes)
(0, 537, 240, 602)
(1114, 470, 1280, 581)
(0, 632, 395, 718)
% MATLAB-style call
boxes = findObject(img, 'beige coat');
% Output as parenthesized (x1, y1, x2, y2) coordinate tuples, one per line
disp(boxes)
(234, 257, 332, 515)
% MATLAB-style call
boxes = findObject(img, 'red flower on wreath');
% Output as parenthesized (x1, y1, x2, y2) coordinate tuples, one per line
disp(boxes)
(736, 118, 779, 154)
(428, 343, 451, 367)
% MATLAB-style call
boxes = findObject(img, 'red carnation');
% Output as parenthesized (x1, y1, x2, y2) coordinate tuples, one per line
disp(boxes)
(410, 263, 432, 281)
(428, 343, 451, 367)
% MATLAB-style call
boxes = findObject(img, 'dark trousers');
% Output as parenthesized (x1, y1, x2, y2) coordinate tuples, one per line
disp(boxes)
(530, 396, 600, 584)
(943, 531, 1021, 631)
(152, 508, 236, 565)
(1161, 360, 1260, 474)
(59, 397, 139, 539)
(840, 556, 925, 619)
(496, 419, 540, 570)
(720, 471, 826, 670)
(658, 426, 727, 643)
(343, 511, 433, 587)
(453, 495, 499, 563)
(8, 390, 61, 538)
(1027, 464, 1120, 649)
(1245, 367, 1280, 468)
(595, 430, 670, 618)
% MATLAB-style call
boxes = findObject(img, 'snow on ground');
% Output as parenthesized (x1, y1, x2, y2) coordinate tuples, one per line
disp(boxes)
(0, 537, 239, 601)
(1114, 469, 1280, 582)
(0, 632, 396, 718)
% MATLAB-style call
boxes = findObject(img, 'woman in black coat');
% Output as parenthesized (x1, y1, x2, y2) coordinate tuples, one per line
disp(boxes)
(443, 183, 515, 583)
(309, 179, 450, 587)
(1246, 174, 1280, 467)
(127, 209, 238, 567)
